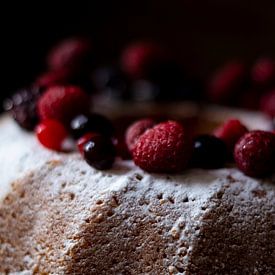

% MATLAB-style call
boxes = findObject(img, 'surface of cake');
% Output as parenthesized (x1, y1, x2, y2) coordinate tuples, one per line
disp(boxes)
(0, 115, 274, 274)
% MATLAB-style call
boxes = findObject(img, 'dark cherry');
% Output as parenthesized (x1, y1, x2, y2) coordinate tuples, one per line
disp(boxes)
(83, 134, 116, 170)
(70, 113, 114, 139)
(191, 134, 227, 169)
(3, 86, 43, 131)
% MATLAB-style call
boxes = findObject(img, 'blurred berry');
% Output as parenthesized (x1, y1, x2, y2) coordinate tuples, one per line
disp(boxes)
(38, 85, 90, 125)
(214, 119, 248, 156)
(260, 89, 275, 117)
(208, 61, 247, 104)
(251, 58, 275, 87)
(121, 41, 165, 79)
(47, 37, 92, 72)
(3, 86, 43, 131)
(191, 135, 227, 169)
(70, 113, 114, 139)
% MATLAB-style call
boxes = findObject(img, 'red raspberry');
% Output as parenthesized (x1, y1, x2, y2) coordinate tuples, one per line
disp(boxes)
(208, 61, 246, 104)
(47, 37, 91, 71)
(234, 130, 275, 177)
(36, 119, 68, 151)
(260, 89, 275, 117)
(214, 119, 248, 154)
(120, 42, 164, 78)
(132, 121, 192, 173)
(251, 58, 274, 85)
(77, 132, 97, 155)
(125, 118, 156, 152)
(38, 85, 90, 124)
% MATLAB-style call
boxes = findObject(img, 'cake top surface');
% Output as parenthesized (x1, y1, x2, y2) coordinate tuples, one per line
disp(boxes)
(1, 114, 274, 204)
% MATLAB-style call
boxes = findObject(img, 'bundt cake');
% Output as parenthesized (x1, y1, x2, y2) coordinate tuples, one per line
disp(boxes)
(0, 111, 274, 274)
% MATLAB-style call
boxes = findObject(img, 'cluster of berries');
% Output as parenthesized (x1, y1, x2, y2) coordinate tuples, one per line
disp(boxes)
(126, 118, 275, 177)
(4, 81, 275, 177)
(6, 84, 116, 170)
(3, 37, 275, 177)
(208, 59, 275, 118)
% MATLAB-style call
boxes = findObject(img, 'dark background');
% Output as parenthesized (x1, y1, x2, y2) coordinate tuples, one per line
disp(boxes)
(1, 0, 275, 100)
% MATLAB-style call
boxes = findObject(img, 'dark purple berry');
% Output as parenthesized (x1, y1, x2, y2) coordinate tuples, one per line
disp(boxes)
(191, 135, 227, 169)
(70, 113, 114, 139)
(83, 134, 116, 170)
(4, 86, 43, 131)
(12, 103, 39, 131)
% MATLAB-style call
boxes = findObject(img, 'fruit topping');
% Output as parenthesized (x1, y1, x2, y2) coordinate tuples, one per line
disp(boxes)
(121, 41, 164, 79)
(35, 119, 68, 151)
(260, 89, 275, 118)
(191, 135, 227, 169)
(77, 132, 97, 154)
(83, 134, 116, 170)
(214, 119, 248, 155)
(251, 58, 275, 86)
(70, 113, 114, 139)
(208, 61, 246, 104)
(125, 118, 156, 152)
(132, 121, 192, 173)
(3, 86, 43, 131)
(234, 130, 275, 177)
(38, 85, 90, 124)
(47, 37, 92, 71)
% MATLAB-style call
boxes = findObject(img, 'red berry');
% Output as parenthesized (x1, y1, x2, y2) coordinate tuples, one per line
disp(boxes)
(132, 121, 192, 173)
(260, 89, 275, 117)
(38, 85, 90, 124)
(121, 42, 164, 78)
(234, 130, 275, 177)
(36, 120, 68, 151)
(208, 62, 246, 104)
(77, 132, 97, 154)
(125, 118, 155, 152)
(251, 58, 275, 85)
(47, 37, 91, 71)
(214, 119, 248, 154)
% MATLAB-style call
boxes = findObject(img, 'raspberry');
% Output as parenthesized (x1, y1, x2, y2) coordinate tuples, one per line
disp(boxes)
(120, 42, 164, 78)
(125, 118, 156, 152)
(132, 121, 192, 173)
(251, 58, 274, 86)
(208, 61, 246, 104)
(260, 89, 275, 117)
(38, 85, 90, 124)
(234, 130, 275, 177)
(214, 119, 248, 154)
(36, 119, 68, 151)
(47, 37, 91, 71)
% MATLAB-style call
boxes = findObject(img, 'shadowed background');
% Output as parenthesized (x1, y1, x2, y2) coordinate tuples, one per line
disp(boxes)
(1, 0, 275, 100)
